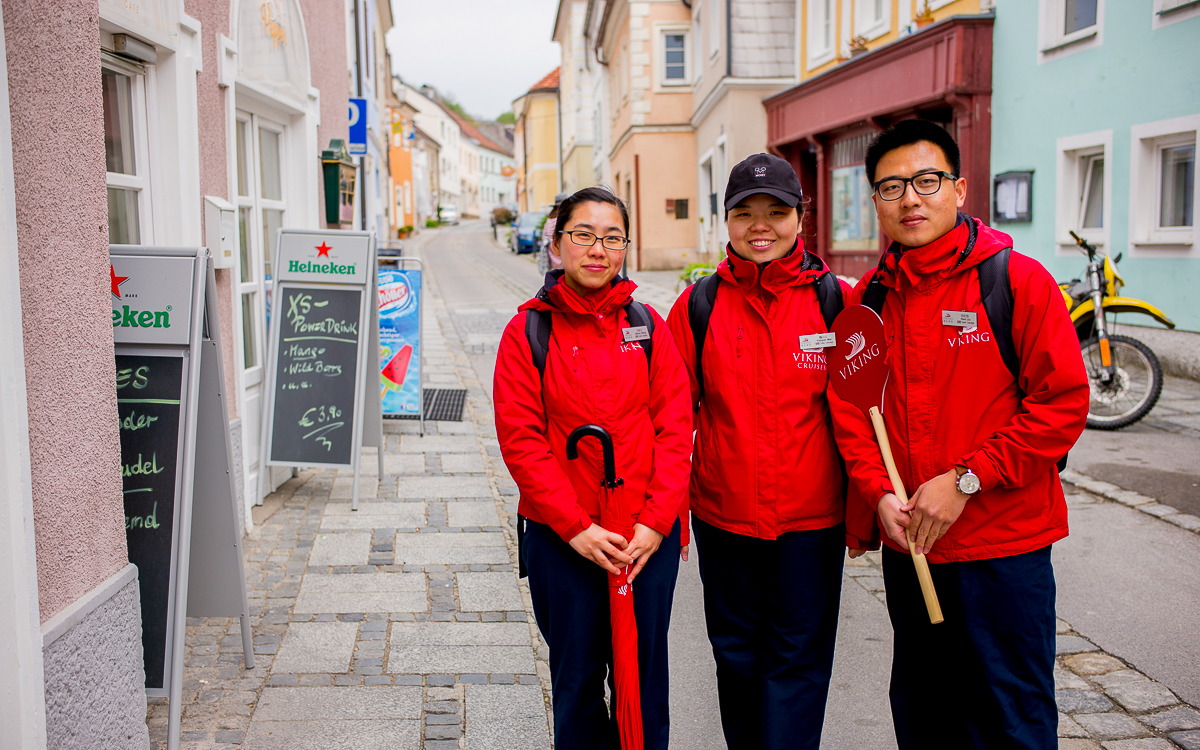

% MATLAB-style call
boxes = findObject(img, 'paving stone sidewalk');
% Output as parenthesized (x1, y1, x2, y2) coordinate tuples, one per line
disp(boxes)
(843, 482, 1200, 750)
(147, 237, 553, 749)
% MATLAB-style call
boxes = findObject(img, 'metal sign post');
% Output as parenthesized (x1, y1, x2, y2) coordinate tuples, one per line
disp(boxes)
(110, 246, 253, 750)
(259, 229, 379, 512)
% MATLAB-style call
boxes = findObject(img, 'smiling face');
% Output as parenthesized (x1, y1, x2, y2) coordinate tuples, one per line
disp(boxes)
(726, 193, 802, 263)
(553, 201, 628, 295)
(870, 140, 966, 248)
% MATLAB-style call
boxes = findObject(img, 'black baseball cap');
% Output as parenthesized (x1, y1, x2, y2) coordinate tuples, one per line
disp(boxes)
(724, 153, 803, 211)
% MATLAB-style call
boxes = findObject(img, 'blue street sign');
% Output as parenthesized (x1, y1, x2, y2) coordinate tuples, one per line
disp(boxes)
(348, 98, 367, 155)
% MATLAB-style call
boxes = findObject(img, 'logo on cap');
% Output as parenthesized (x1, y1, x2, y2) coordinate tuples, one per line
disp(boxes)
(754, 166, 768, 177)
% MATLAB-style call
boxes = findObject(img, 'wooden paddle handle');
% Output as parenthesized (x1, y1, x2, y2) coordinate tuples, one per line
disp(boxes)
(868, 407, 944, 625)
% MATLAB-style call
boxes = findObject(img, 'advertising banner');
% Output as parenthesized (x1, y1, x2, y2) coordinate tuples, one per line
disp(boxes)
(378, 268, 422, 416)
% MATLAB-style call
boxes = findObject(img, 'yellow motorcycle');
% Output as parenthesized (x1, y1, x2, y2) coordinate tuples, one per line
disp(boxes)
(1061, 231, 1175, 430)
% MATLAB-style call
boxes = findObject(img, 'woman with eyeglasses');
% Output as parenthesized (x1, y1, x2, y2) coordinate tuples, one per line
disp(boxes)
(493, 186, 693, 749)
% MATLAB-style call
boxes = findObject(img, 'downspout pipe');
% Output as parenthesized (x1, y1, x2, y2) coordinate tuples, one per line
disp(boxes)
(726, 0, 733, 78)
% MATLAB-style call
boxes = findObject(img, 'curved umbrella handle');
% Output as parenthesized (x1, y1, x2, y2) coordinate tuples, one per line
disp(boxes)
(565, 424, 619, 488)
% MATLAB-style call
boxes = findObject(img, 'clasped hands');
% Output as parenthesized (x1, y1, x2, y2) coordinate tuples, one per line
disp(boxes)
(568, 522, 665, 583)
(847, 468, 969, 559)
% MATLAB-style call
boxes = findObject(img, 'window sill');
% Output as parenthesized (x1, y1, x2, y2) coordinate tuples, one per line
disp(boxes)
(1040, 28, 1097, 54)
(1159, 0, 1200, 14)
(1132, 236, 1194, 246)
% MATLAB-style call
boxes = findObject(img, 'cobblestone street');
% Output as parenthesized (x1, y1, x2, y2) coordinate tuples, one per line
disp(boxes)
(148, 225, 1200, 749)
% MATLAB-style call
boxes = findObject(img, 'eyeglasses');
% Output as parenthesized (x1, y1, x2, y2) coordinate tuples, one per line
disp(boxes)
(872, 171, 958, 201)
(558, 229, 630, 251)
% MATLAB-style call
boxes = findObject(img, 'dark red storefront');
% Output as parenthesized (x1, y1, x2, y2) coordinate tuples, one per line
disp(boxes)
(765, 15, 994, 279)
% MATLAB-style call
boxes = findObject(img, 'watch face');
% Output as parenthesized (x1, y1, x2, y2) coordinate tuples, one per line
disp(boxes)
(959, 472, 981, 494)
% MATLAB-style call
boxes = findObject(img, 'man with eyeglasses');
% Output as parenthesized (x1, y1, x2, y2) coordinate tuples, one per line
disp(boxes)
(831, 119, 1089, 749)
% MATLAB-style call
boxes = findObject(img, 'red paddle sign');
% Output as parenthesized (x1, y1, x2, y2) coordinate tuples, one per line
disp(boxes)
(829, 304, 889, 413)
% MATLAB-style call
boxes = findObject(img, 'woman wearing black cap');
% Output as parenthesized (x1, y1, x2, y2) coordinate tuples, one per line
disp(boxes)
(666, 153, 873, 748)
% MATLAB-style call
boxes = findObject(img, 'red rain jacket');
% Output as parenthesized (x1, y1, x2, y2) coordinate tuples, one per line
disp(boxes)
(830, 217, 1090, 563)
(666, 243, 863, 542)
(494, 274, 693, 546)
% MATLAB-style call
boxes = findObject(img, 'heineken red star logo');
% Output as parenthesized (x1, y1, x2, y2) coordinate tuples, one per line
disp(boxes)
(110, 264, 129, 297)
(316, 242, 332, 258)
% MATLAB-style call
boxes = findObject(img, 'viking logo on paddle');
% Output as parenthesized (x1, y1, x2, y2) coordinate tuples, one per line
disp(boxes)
(844, 331, 866, 360)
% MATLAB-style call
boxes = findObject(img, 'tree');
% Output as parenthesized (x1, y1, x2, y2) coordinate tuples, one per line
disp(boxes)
(495, 111, 515, 125)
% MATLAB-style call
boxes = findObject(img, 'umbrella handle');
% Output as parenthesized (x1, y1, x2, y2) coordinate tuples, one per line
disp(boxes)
(868, 407, 944, 625)
(566, 424, 620, 488)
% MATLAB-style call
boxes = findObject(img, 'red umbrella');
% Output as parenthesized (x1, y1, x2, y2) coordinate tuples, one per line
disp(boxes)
(829, 305, 944, 625)
(567, 424, 643, 750)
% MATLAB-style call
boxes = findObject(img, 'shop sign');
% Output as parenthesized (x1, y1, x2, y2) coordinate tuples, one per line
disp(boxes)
(276, 232, 371, 285)
(110, 254, 195, 345)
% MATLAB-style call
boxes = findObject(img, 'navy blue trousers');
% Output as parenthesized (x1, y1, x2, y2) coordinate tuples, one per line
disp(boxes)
(693, 516, 845, 750)
(523, 518, 681, 750)
(882, 544, 1058, 750)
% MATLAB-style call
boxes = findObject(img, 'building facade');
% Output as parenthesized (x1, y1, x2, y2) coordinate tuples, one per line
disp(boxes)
(0, 0, 392, 742)
(514, 68, 562, 212)
(592, 0, 697, 271)
(990, 0, 1200, 333)
(554, 1, 596, 195)
(408, 83, 463, 215)
(766, 0, 989, 278)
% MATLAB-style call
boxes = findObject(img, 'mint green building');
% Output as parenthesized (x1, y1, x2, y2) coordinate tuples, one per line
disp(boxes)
(989, 0, 1200, 333)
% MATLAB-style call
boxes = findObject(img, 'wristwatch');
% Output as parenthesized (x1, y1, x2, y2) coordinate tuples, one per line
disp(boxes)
(955, 465, 981, 495)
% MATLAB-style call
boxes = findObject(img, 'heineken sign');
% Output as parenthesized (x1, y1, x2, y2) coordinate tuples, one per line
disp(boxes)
(277, 231, 370, 285)
(110, 254, 195, 345)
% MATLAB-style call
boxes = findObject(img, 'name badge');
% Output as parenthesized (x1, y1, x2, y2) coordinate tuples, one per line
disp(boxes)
(798, 332, 836, 351)
(942, 310, 978, 328)
(622, 326, 651, 343)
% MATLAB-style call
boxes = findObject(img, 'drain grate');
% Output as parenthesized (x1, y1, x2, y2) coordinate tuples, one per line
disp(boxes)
(385, 388, 468, 422)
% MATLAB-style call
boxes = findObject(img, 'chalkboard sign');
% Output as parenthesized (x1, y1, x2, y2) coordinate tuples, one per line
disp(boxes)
(116, 352, 186, 691)
(268, 285, 364, 466)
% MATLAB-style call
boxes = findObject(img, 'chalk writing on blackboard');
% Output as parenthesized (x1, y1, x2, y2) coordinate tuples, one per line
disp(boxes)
(269, 286, 362, 466)
(115, 353, 184, 690)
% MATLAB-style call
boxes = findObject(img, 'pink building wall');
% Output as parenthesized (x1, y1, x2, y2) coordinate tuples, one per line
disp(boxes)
(3, 0, 129, 622)
(303, 0, 349, 222)
(188, 0, 239, 418)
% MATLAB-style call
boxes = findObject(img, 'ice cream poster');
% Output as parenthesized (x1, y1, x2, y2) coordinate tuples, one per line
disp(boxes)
(378, 269, 421, 416)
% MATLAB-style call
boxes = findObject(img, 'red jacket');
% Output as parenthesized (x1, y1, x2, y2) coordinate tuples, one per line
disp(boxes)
(666, 243, 858, 541)
(830, 218, 1090, 563)
(493, 274, 693, 546)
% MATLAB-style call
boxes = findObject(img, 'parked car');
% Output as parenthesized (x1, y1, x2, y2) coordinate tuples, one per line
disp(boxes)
(510, 211, 546, 254)
(438, 205, 459, 225)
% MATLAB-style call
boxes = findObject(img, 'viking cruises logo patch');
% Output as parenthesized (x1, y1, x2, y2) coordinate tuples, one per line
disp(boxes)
(947, 326, 990, 348)
(754, 166, 768, 177)
(844, 332, 866, 360)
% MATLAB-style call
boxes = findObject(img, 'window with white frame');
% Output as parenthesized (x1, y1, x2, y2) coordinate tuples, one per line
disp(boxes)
(1153, 0, 1200, 29)
(1056, 130, 1112, 250)
(1130, 115, 1199, 253)
(807, 0, 835, 68)
(102, 57, 152, 245)
(1038, 0, 1104, 60)
(856, 0, 890, 41)
(660, 30, 690, 86)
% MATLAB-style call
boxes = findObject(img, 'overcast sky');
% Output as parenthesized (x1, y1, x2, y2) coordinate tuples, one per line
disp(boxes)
(386, 0, 562, 121)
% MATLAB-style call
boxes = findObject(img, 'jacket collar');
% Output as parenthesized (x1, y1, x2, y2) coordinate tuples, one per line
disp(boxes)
(716, 239, 827, 294)
(518, 269, 638, 316)
(876, 214, 1011, 290)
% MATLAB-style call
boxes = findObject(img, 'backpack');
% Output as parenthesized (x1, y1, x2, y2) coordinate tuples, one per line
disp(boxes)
(523, 299, 655, 379)
(516, 298, 655, 578)
(860, 222, 1068, 472)
(687, 258, 845, 402)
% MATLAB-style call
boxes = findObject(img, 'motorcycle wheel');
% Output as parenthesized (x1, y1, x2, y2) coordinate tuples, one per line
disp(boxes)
(1081, 334, 1163, 430)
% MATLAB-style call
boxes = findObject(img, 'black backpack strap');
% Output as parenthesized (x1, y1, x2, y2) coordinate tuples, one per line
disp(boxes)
(623, 300, 655, 375)
(524, 308, 552, 379)
(814, 270, 845, 330)
(687, 273, 720, 404)
(861, 275, 889, 315)
(978, 247, 1018, 381)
